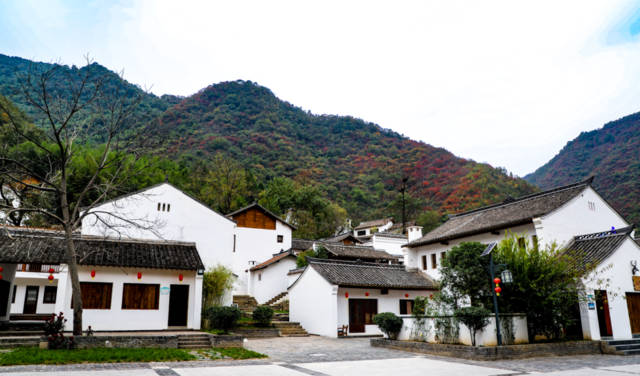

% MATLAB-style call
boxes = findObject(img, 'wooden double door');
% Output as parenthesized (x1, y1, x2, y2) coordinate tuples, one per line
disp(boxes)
(348, 299, 378, 333)
(627, 293, 640, 335)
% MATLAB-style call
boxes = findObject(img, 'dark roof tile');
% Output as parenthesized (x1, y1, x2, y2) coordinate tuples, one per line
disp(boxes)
(563, 226, 636, 274)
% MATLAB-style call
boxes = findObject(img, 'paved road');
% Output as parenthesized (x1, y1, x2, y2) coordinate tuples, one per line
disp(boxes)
(2, 337, 640, 375)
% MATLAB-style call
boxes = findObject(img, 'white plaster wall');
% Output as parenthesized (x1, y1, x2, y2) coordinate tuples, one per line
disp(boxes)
(0, 263, 17, 321)
(249, 257, 297, 304)
(407, 223, 537, 280)
(55, 266, 200, 331)
(337, 288, 436, 337)
(580, 238, 640, 340)
(287, 271, 303, 287)
(11, 275, 58, 314)
(289, 267, 337, 337)
(81, 183, 236, 273)
(372, 236, 407, 256)
(538, 187, 629, 247)
(397, 315, 528, 346)
(234, 220, 292, 294)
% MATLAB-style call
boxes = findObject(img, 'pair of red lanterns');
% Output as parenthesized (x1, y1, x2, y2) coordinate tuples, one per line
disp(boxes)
(47, 268, 55, 282)
(494, 277, 502, 296)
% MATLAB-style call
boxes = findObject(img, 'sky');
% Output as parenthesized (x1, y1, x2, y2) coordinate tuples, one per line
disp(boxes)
(1, 0, 640, 177)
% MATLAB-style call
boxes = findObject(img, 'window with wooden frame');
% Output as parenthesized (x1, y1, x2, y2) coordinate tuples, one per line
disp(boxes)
(357, 230, 366, 236)
(122, 283, 160, 310)
(11, 285, 16, 304)
(43, 286, 57, 304)
(74, 282, 112, 309)
(421, 255, 427, 270)
(399, 299, 414, 315)
(277, 235, 283, 243)
(431, 253, 437, 269)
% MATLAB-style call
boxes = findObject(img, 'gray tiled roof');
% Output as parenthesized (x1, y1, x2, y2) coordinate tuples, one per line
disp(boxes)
(319, 243, 398, 261)
(406, 178, 593, 248)
(321, 233, 363, 244)
(292, 238, 315, 252)
(354, 218, 393, 230)
(0, 227, 204, 270)
(563, 226, 636, 274)
(306, 258, 437, 289)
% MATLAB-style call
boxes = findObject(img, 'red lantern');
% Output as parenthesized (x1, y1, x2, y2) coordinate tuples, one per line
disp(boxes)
(0, 274, 3, 280)
(365, 292, 369, 297)
(345, 292, 349, 298)
(178, 274, 184, 282)
(48, 268, 55, 274)
(495, 286, 502, 294)
(429, 294, 434, 299)
(405, 293, 409, 298)
(48, 274, 54, 281)
(494, 277, 501, 284)
(137, 272, 142, 280)
(0, 266, 4, 272)
(90, 270, 96, 279)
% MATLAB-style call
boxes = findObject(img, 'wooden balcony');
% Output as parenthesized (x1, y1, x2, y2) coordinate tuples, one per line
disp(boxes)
(17, 264, 61, 273)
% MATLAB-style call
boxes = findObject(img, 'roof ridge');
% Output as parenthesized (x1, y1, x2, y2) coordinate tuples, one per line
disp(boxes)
(573, 225, 635, 241)
(450, 177, 593, 219)
(307, 257, 403, 268)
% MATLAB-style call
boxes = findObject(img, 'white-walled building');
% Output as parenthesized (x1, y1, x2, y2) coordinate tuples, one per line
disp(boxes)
(289, 258, 437, 337)
(1, 227, 204, 331)
(226, 203, 295, 295)
(248, 250, 297, 304)
(353, 218, 393, 238)
(564, 226, 640, 340)
(405, 178, 629, 280)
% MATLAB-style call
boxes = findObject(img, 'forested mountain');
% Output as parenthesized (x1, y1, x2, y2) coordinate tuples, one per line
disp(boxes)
(525, 112, 640, 225)
(0, 53, 537, 224)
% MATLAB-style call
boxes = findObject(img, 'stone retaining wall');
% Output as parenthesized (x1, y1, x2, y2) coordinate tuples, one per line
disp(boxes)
(233, 328, 280, 338)
(371, 339, 603, 360)
(73, 334, 243, 349)
(210, 335, 244, 347)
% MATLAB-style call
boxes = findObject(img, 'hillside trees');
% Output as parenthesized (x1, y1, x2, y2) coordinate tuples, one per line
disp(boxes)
(0, 57, 153, 335)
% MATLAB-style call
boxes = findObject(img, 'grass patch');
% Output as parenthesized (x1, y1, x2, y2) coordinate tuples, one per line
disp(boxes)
(206, 329, 226, 335)
(204, 347, 267, 360)
(0, 347, 197, 366)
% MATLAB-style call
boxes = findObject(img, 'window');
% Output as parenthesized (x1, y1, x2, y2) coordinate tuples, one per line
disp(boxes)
(166, 204, 171, 212)
(162, 203, 166, 212)
(357, 230, 366, 236)
(518, 237, 526, 248)
(399, 299, 414, 315)
(43, 286, 57, 304)
(380, 288, 389, 295)
(431, 253, 437, 269)
(588, 201, 596, 211)
(258, 273, 262, 281)
(532, 235, 539, 249)
(421, 255, 427, 270)
(75, 282, 112, 309)
(233, 234, 236, 253)
(441, 252, 446, 261)
(122, 284, 159, 310)
(350, 299, 378, 325)
(11, 285, 16, 304)
(157, 203, 161, 211)
(277, 235, 283, 243)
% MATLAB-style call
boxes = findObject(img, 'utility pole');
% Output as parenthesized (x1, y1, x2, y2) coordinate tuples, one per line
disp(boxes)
(400, 176, 408, 234)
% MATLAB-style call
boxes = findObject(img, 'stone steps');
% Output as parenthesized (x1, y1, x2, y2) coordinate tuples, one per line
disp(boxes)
(0, 336, 41, 348)
(233, 295, 258, 315)
(265, 291, 288, 306)
(273, 321, 308, 337)
(605, 339, 640, 355)
(177, 334, 211, 349)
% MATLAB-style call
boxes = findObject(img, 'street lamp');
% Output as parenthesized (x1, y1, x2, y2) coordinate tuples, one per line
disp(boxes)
(481, 242, 513, 346)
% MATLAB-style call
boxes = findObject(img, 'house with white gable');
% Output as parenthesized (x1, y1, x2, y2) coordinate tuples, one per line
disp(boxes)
(405, 177, 640, 340)
(226, 203, 296, 296)
(353, 218, 393, 238)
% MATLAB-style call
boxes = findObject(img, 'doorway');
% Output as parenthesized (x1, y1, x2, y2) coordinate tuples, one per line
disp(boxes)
(168, 284, 189, 327)
(626, 292, 640, 335)
(348, 299, 377, 333)
(0, 280, 10, 317)
(23, 286, 39, 314)
(595, 290, 613, 338)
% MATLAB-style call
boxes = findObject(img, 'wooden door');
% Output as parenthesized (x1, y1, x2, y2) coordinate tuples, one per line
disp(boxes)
(595, 290, 613, 337)
(348, 299, 377, 333)
(626, 293, 640, 335)
(0, 280, 10, 317)
(168, 285, 189, 327)
(23, 286, 39, 314)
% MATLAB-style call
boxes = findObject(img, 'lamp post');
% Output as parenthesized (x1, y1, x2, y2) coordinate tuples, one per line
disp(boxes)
(482, 242, 512, 346)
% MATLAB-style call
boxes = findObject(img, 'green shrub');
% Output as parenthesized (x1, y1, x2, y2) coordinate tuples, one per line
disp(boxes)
(44, 312, 75, 350)
(453, 306, 491, 346)
(252, 305, 274, 327)
(206, 306, 241, 334)
(373, 312, 403, 340)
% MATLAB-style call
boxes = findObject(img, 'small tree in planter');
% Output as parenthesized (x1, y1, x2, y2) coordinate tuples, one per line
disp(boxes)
(206, 306, 241, 334)
(453, 306, 491, 346)
(253, 306, 274, 327)
(44, 312, 75, 349)
(373, 312, 403, 340)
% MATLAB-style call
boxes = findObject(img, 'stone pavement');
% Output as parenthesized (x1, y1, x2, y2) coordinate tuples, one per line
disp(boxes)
(1, 337, 640, 375)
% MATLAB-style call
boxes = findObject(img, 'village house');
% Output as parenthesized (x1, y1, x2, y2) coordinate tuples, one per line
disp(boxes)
(1, 227, 204, 331)
(404, 177, 639, 340)
(289, 257, 437, 337)
(353, 218, 394, 238)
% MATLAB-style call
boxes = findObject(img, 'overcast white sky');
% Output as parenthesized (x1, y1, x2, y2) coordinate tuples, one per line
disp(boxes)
(2, 0, 640, 176)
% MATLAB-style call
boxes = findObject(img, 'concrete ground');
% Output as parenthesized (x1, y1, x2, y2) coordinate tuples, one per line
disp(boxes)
(1, 337, 640, 375)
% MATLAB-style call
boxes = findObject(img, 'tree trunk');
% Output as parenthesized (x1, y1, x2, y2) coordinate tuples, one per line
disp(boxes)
(63, 224, 83, 335)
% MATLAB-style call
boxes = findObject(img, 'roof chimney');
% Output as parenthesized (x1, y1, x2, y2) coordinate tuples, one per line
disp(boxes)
(407, 225, 423, 243)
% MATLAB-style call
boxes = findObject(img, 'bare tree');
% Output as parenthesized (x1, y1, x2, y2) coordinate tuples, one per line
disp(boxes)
(0, 57, 154, 335)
